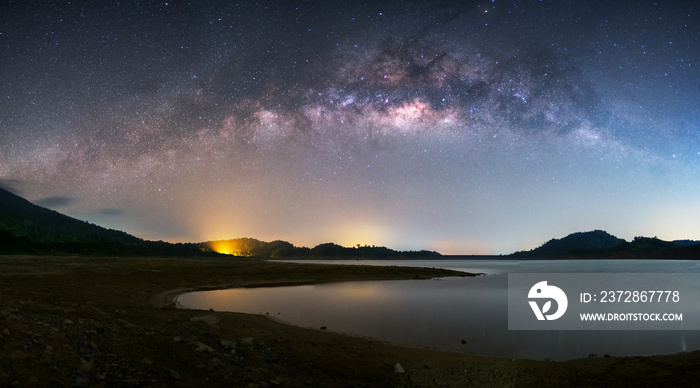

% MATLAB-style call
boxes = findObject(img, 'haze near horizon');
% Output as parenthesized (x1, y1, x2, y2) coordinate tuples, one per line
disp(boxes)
(1, 1, 699, 254)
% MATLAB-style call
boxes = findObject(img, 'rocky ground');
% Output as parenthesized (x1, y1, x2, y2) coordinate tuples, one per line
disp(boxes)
(1, 255, 699, 387)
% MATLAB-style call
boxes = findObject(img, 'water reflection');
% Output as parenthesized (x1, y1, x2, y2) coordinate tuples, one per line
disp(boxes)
(177, 260, 700, 360)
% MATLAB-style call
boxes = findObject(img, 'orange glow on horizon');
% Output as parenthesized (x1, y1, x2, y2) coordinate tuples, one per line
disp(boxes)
(205, 240, 252, 256)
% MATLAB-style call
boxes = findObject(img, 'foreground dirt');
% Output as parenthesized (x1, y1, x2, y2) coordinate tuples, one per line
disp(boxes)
(0, 255, 698, 387)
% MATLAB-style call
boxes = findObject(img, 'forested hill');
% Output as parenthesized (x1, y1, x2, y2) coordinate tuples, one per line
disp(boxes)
(199, 239, 442, 259)
(0, 188, 441, 258)
(511, 230, 699, 259)
(0, 188, 202, 255)
(511, 230, 626, 257)
(0, 188, 142, 244)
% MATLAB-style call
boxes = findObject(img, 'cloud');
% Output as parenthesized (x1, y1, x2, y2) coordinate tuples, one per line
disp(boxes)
(34, 196, 76, 208)
(96, 208, 124, 216)
(0, 179, 24, 194)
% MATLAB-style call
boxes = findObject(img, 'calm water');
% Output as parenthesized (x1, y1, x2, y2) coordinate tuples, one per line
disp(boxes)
(176, 260, 700, 360)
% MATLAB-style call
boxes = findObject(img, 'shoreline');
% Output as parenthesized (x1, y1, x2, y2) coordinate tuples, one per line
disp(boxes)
(1, 255, 699, 387)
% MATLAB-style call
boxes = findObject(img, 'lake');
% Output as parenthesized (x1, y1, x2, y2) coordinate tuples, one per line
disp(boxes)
(176, 259, 700, 360)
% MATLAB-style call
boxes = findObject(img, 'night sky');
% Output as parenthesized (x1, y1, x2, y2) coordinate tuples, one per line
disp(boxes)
(1, 1, 699, 254)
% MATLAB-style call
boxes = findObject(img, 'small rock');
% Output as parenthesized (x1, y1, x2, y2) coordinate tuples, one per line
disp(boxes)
(394, 362, 405, 373)
(211, 357, 222, 365)
(63, 319, 73, 325)
(173, 336, 182, 343)
(194, 341, 215, 353)
(90, 341, 98, 349)
(169, 369, 181, 380)
(141, 357, 152, 365)
(461, 339, 467, 345)
(320, 326, 327, 330)
(1, 328, 10, 336)
(80, 358, 93, 373)
(221, 339, 237, 348)
(191, 314, 220, 326)
(240, 337, 254, 346)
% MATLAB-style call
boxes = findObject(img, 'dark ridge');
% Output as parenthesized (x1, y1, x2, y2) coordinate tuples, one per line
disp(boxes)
(510, 230, 700, 259)
(511, 230, 626, 258)
(0, 187, 205, 256)
(0, 188, 441, 258)
(199, 239, 442, 259)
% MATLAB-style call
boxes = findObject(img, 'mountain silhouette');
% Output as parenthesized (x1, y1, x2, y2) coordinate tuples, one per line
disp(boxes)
(511, 230, 700, 259)
(0, 187, 203, 255)
(2, 187, 697, 258)
(512, 230, 625, 257)
(0, 188, 142, 243)
(0, 188, 441, 258)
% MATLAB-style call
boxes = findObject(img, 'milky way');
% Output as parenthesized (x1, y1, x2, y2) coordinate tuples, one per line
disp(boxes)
(1, 1, 699, 253)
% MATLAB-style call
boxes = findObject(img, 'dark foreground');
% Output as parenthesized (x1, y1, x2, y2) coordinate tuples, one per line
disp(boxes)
(0, 256, 698, 387)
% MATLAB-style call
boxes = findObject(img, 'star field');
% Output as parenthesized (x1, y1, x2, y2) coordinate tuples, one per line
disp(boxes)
(1, 1, 699, 254)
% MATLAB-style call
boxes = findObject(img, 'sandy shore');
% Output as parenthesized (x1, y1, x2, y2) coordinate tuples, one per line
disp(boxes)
(0, 255, 698, 387)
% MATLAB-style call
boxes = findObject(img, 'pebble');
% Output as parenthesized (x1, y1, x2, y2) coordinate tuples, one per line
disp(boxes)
(221, 339, 237, 348)
(394, 362, 405, 373)
(194, 341, 215, 353)
(240, 337, 254, 346)
(191, 314, 220, 326)
(79, 358, 94, 373)
(169, 369, 181, 380)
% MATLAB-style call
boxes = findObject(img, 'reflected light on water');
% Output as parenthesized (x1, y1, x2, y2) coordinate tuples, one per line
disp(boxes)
(178, 260, 700, 360)
(320, 282, 384, 300)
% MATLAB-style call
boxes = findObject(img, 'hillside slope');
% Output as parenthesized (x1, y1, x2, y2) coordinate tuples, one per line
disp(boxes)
(0, 188, 200, 255)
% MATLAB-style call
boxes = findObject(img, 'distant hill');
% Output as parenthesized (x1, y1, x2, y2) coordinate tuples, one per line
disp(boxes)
(200, 238, 306, 258)
(512, 230, 626, 258)
(0, 188, 440, 258)
(673, 240, 700, 247)
(3, 188, 696, 259)
(306, 242, 442, 260)
(200, 239, 442, 259)
(511, 230, 697, 259)
(0, 187, 203, 256)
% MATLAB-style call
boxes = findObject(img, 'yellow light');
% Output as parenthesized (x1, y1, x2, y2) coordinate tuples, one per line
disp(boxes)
(204, 239, 253, 256)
